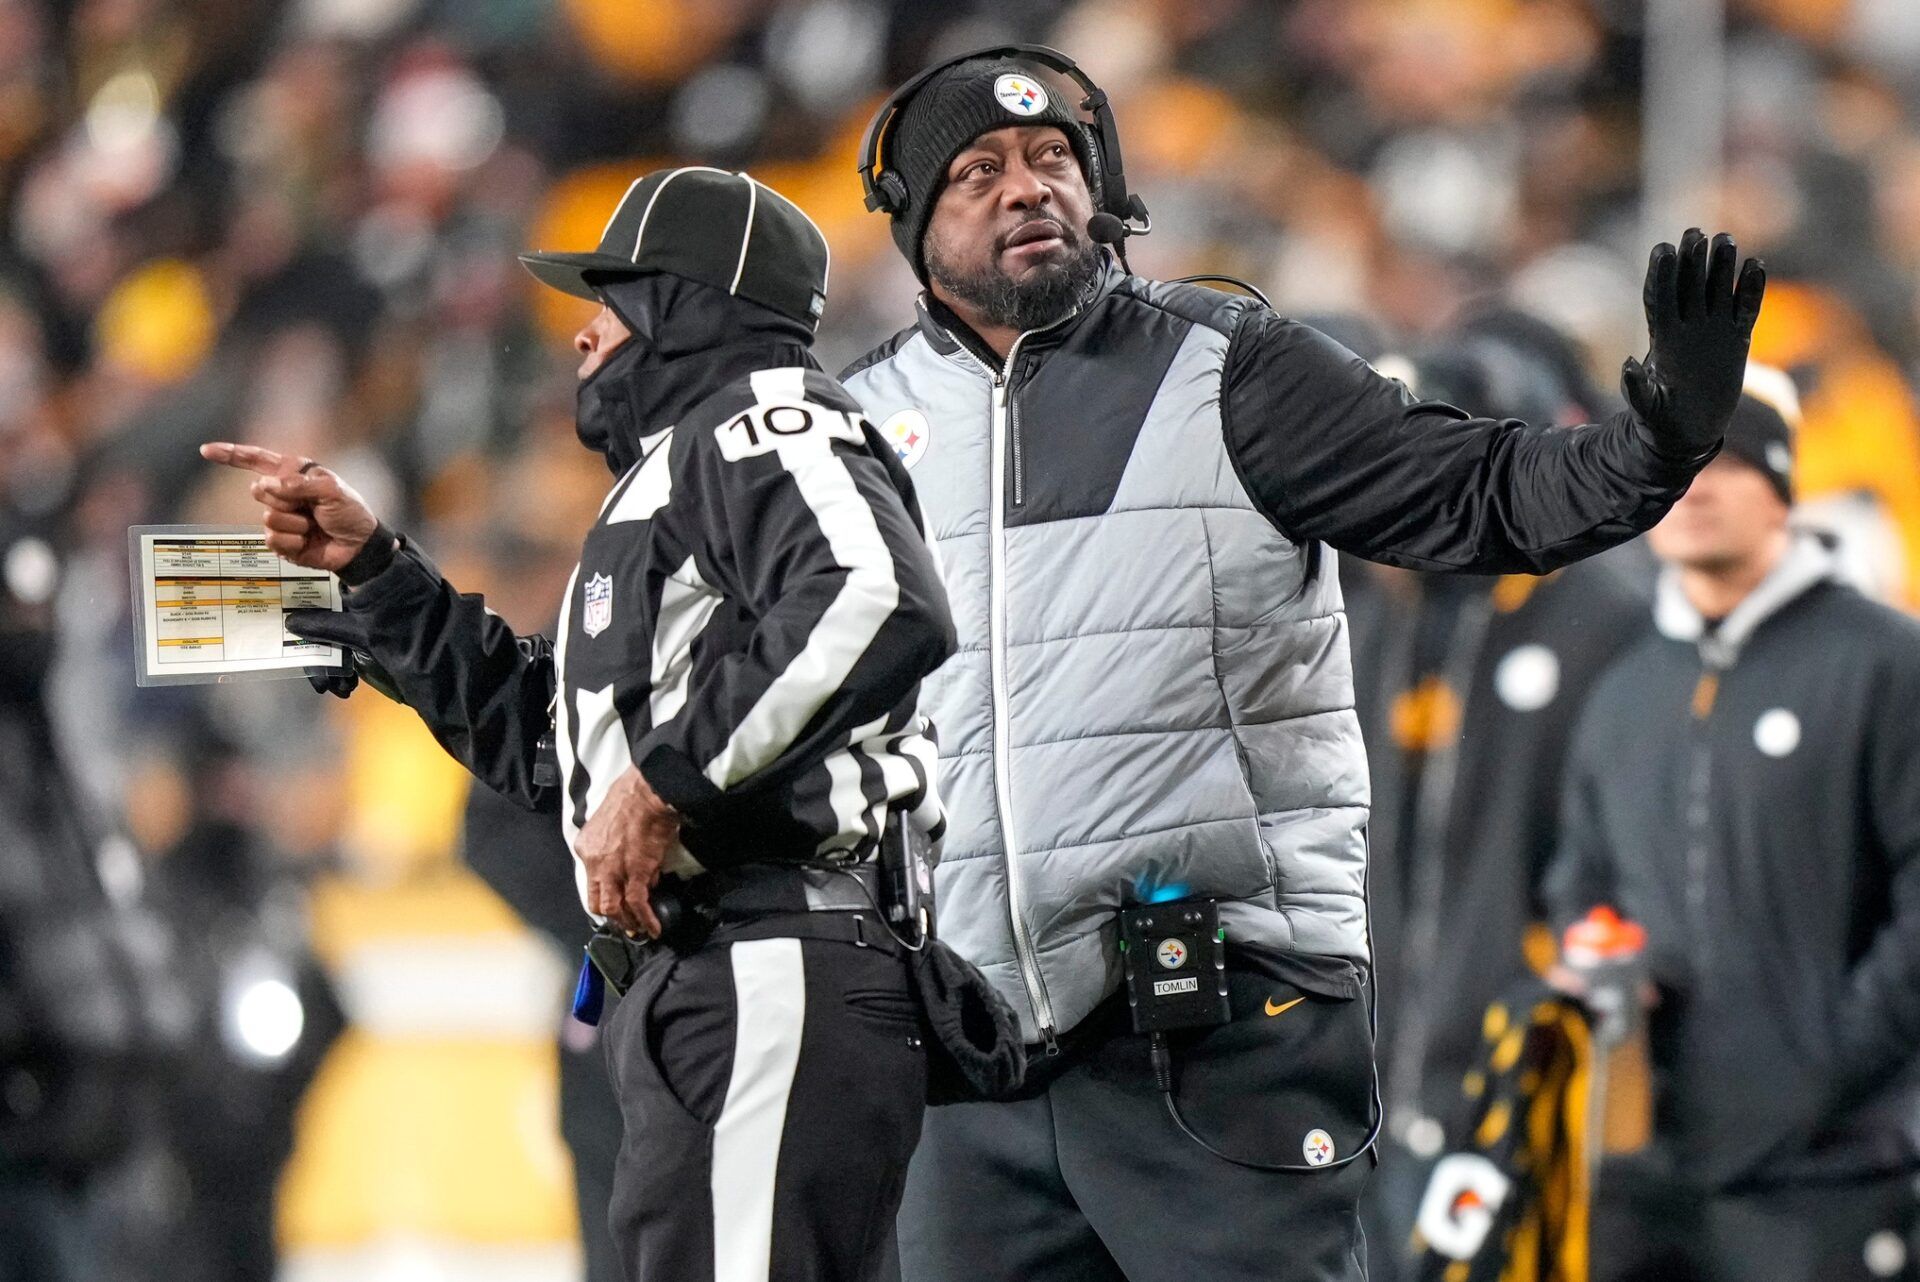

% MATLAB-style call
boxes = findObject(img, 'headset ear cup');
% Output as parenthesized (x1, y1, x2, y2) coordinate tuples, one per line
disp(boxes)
(876, 171, 909, 216)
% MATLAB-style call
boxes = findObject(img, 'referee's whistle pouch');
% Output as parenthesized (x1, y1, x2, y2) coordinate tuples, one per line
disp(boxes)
(912, 938, 1028, 1104)
(1119, 899, 1231, 1034)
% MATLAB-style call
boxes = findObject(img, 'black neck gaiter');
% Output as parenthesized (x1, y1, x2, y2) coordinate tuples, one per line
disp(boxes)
(574, 273, 820, 477)
(574, 336, 652, 476)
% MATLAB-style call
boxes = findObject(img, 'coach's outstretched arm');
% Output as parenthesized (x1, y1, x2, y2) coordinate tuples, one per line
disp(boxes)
(1223, 229, 1766, 573)
(199, 442, 561, 814)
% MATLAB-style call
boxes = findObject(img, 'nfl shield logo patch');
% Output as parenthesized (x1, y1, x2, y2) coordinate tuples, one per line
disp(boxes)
(582, 572, 613, 638)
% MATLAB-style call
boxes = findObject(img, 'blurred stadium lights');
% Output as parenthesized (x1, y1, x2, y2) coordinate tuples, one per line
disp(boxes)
(83, 70, 163, 156)
(764, 0, 888, 115)
(369, 65, 506, 176)
(670, 63, 774, 156)
(1642, 0, 1726, 241)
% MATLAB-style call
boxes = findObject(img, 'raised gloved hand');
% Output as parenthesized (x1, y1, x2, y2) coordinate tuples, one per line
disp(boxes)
(1622, 228, 1767, 459)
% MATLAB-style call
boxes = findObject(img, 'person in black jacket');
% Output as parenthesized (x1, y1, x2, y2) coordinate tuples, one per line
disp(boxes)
(1346, 325, 1650, 1282)
(203, 167, 957, 1282)
(843, 45, 1764, 1282)
(0, 502, 156, 1282)
(1545, 370, 1920, 1282)
(460, 784, 624, 1282)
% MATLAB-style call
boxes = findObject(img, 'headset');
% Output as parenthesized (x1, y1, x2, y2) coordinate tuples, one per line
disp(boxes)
(858, 43, 1153, 253)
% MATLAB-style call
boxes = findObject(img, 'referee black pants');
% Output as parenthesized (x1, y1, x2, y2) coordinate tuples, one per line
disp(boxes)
(602, 917, 925, 1281)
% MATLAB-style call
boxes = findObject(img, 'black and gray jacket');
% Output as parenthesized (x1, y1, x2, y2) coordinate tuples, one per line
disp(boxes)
(339, 312, 955, 896)
(1546, 533, 1920, 1187)
(841, 261, 1711, 1043)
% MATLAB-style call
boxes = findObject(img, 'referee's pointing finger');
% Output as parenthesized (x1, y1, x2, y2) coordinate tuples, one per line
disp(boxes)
(200, 441, 304, 477)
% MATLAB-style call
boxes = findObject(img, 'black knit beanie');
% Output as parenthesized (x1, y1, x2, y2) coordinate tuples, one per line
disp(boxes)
(884, 57, 1096, 283)
(1722, 390, 1795, 506)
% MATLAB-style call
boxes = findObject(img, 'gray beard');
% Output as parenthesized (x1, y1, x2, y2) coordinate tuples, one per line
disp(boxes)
(927, 235, 1103, 334)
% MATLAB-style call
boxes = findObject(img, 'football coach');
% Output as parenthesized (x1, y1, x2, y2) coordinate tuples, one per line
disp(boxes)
(840, 45, 1765, 1282)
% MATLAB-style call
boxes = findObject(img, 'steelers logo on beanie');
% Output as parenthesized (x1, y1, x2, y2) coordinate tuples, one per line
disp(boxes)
(882, 57, 1096, 283)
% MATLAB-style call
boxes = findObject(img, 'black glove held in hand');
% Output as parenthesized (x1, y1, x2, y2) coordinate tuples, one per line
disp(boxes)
(911, 938, 1028, 1105)
(288, 608, 402, 702)
(1623, 228, 1766, 460)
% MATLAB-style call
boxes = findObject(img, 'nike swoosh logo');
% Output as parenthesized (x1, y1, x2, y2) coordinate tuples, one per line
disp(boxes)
(1265, 995, 1307, 1018)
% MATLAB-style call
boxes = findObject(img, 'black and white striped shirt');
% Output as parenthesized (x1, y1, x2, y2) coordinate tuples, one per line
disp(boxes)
(553, 364, 953, 884)
(338, 364, 954, 898)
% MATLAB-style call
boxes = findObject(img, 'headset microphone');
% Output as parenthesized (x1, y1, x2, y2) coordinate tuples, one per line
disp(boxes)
(1086, 212, 1126, 245)
(1086, 210, 1144, 271)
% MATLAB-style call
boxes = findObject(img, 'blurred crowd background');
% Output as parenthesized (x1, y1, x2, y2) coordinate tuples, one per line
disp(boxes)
(5, 0, 1920, 1279)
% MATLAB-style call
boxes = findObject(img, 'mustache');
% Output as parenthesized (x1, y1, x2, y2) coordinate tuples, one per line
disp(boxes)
(995, 213, 1080, 254)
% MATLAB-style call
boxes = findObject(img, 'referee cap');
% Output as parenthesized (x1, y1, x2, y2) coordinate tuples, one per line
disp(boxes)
(519, 166, 831, 329)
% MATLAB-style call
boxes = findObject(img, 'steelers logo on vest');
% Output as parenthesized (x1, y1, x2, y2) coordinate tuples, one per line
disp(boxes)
(994, 74, 1049, 117)
(1303, 1128, 1336, 1166)
(879, 408, 931, 470)
(583, 572, 613, 639)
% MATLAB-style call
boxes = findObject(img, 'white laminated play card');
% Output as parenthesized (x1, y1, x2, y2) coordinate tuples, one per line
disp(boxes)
(129, 525, 346, 686)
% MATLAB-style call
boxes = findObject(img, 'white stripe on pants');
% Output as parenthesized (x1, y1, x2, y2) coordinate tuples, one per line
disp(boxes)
(713, 937, 807, 1281)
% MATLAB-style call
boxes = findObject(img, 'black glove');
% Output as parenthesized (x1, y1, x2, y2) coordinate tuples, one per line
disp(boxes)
(288, 608, 402, 702)
(1622, 228, 1767, 459)
(911, 938, 1028, 1105)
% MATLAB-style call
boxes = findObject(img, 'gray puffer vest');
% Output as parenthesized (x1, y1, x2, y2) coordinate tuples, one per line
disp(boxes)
(842, 272, 1370, 1041)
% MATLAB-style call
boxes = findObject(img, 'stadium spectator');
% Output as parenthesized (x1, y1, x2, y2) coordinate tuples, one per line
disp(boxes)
(0, 492, 153, 1282)
(1546, 372, 1920, 1281)
(459, 785, 623, 1282)
(1348, 323, 1649, 1281)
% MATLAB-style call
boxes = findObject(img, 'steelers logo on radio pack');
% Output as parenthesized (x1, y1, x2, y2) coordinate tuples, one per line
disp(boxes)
(1155, 937, 1189, 970)
(994, 74, 1048, 116)
(879, 409, 931, 470)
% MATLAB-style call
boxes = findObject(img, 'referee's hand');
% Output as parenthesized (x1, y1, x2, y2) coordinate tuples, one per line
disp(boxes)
(199, 442, 383, 575)
(577, 766, 681, 939)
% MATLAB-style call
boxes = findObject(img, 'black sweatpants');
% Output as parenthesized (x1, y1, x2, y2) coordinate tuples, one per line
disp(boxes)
(1592, 1162, 1920, 1282)
(895, 946, 1377, 1281)
(602, 924, 925, 1282)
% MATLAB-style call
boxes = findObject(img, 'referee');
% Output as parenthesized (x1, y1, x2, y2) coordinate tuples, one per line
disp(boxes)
(203, 167, 956, 1281)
